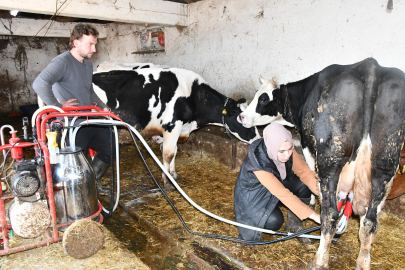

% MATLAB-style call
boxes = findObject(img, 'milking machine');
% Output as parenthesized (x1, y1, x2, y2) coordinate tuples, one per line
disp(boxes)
(0, 105, 342, 259)
(0, 105, 116, 258)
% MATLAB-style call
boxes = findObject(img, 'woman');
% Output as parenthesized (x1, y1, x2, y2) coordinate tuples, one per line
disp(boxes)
(234, 123, 320, 243)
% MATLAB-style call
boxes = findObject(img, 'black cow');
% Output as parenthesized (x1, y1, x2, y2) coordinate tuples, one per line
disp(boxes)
(92, 68, 260, 188)
(238, 58, 405, 269)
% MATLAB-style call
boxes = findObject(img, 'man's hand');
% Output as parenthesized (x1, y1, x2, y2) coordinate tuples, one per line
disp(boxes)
(103, 107, 110, 112)
(60, 98, 79, 107)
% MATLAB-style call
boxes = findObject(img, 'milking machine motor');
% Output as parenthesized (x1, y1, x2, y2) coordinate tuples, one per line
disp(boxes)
(0, 106, 119, 257)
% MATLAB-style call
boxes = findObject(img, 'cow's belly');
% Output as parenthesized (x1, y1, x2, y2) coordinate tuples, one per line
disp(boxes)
(140, 126, 165, 138)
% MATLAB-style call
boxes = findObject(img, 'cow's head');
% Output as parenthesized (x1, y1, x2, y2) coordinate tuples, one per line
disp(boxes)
(237, 76, 287, 128)
(224, 98, 261, 143)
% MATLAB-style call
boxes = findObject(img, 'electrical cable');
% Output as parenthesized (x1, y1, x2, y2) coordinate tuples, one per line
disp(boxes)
(0, 159, 14, 181)
(32, 0, 69, 38)
(32, 135, 43, 162)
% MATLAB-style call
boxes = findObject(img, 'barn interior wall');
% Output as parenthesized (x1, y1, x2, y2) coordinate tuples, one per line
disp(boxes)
(0, 36, 76, 114)
(96, 0, 405, 102)
(0, 0, 403, 114)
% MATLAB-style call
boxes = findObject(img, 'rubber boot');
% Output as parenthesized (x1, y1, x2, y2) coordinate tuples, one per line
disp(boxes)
(91, 156, 110, 196)
(284, 197, 315, 244)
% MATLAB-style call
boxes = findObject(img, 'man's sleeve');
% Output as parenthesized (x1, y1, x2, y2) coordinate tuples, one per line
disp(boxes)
(32, 60, 65, 108)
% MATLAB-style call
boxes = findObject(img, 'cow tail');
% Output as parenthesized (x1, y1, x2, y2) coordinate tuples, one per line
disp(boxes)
(353, 136, 372, 216)
(352, 58, 380, 216)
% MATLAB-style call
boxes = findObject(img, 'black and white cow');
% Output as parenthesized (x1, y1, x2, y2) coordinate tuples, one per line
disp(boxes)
(238, 58, 405, 269)
(93, 68, 260, 188)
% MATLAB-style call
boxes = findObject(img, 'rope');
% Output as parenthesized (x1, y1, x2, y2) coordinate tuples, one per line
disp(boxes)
(221, 97, 234, 141)
(221, 97, 237, 169)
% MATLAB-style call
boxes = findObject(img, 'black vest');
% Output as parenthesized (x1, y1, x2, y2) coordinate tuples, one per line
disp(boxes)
(234, 138, 295, 241)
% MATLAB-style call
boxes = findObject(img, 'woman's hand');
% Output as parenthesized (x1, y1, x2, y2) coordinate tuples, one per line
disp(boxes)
(309, 212, 321, 224)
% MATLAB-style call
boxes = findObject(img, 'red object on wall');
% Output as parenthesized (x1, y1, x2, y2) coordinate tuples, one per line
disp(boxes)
(151, 29, 165, 50)
(158, 31, 165, 47)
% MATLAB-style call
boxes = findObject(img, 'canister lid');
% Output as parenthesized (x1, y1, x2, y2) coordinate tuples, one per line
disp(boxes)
(59, 146, 84, 155)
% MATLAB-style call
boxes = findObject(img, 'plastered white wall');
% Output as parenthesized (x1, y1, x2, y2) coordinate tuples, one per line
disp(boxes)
(1, 0, 404, 114)
(96, 0, 405, 101)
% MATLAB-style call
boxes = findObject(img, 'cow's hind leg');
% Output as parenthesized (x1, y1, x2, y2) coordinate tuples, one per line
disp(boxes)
(354, 73, 405, 269)
(355, 161, 396, 270)
(309, 117, 351, 269)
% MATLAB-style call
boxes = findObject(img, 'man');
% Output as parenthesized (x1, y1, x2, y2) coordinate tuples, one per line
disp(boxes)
(33, 23, 112, 195)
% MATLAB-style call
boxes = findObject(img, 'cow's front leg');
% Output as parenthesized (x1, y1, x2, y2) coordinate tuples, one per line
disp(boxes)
(161, 129, 181, 189)
(169, 144, 181, 180)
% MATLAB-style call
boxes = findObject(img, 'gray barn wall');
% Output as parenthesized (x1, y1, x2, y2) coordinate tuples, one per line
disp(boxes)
(0, 37, 74, 114)
(96, 0, 405, 101)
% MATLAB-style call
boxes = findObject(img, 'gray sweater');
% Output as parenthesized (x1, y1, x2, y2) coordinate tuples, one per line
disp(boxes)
(33, 51, 106, 110)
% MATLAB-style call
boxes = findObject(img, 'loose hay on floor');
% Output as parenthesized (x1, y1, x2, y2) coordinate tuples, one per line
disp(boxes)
(0, 226, 150, 270)
(1, 140, 404, 269)
(112, 142, 405, 270)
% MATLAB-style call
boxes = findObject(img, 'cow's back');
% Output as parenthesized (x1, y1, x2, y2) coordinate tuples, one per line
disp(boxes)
(92, 68, 206, 132)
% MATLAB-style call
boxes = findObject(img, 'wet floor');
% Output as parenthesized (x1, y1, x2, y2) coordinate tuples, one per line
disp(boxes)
(102, 207, 201, 270)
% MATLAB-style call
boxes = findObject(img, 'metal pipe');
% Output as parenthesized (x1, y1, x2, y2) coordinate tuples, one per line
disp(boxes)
(0, 125, 16, 159)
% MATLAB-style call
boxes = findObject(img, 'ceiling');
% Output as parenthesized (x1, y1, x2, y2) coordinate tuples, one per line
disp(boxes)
(166, 0, 201, 3)
(0, 0, 202, 26)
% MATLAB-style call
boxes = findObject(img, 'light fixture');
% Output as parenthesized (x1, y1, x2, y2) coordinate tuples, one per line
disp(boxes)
(10, 10, 19, 16)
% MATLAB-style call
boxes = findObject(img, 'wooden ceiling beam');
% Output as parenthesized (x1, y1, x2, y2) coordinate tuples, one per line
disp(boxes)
(0, 17, 108, 38)
(0, 0, 188, 26)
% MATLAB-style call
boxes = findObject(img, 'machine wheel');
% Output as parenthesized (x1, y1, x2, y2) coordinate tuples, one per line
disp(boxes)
(62, 218, 104, 259)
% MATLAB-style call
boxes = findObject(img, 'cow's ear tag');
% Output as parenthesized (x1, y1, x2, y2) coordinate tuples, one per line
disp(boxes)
(222, 109, 227, 115)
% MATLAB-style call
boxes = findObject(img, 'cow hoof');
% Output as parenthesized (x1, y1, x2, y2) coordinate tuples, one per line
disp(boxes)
(171, 172, 182, 181)
(164, 182, 176, 191)
(308, 260, 328, 270)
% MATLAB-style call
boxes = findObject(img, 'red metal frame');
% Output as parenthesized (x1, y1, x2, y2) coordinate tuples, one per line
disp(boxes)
(0, 106, 122, 256)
